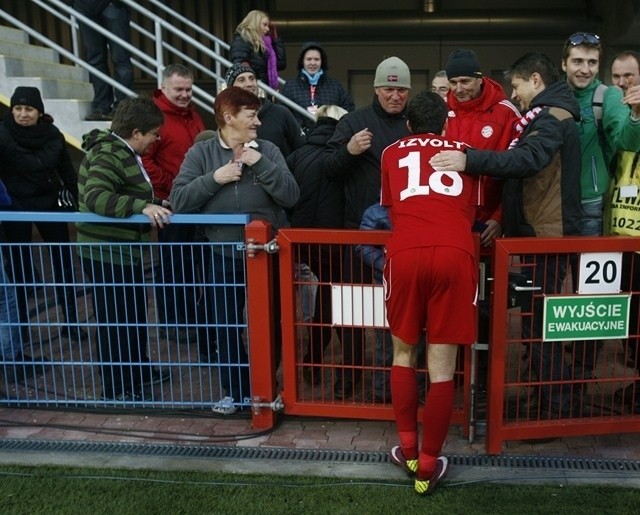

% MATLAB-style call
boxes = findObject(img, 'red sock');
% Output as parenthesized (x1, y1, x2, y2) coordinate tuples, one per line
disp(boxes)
(418, 454, 437, 480)
(419, 380, 454, 478)
(391, 365, 419, 459)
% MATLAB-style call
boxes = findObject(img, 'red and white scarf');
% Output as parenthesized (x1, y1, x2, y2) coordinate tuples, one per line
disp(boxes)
(508, 106, 544, 149)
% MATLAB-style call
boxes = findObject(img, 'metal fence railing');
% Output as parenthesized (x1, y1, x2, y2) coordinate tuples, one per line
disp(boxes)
(275, 229, 640, 450)
(275, 228, 474, 428)
(486, 236, 640, 453)
(0, 212, 251, 411)
(3, 211, 639, 451)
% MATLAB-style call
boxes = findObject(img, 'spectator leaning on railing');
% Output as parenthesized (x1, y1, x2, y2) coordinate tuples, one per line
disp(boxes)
(76, 96, 172, 402)
(169, 87, 299, 415)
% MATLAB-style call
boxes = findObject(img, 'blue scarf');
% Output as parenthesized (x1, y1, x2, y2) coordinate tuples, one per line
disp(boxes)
(301, 69, 324, 86)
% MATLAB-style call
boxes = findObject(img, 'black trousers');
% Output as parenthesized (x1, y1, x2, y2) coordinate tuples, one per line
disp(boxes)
(82, 256, 151, 399)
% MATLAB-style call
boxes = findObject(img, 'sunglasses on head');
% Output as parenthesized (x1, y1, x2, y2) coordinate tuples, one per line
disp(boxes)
(567, 32, 600, 45)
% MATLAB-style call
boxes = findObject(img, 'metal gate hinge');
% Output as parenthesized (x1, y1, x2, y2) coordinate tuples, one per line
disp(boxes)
(251, 393, 284, 414)
(245, 238, 279, 258)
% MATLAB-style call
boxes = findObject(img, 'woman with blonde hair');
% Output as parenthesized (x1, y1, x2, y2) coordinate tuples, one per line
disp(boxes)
(285, 105, 348, 385)
(229, 10, 286, 91)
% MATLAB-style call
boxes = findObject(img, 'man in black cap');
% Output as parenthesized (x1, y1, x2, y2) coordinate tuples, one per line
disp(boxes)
(446, 49, 483, 101)
(445, 48, 520, 247)
(431, 51, 583, 421)
(225, 63, 304, 158)
(444, 49, 521, 394)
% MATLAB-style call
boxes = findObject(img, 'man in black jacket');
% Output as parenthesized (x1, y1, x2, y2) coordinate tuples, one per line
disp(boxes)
(322, 56, 412, 399)
(74, 0, 133, 121)
(431, 52, 583, 420)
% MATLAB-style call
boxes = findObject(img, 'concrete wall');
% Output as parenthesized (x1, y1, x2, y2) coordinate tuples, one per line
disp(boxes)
(3, 0, 636, 110)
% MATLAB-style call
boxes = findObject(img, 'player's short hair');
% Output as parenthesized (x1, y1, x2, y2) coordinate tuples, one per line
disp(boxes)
(406, 91, 447, 134)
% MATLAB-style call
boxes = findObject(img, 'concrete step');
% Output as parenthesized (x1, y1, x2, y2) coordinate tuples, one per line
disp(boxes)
(45, 98, 110, 147)
(0, 25, 110, 149)
(3, 76, 93, 101)
(0, 57, 96, 149)
(0, 38, 58, 62)
(0, 55, 87, 82)
(0, 25, 28, 44)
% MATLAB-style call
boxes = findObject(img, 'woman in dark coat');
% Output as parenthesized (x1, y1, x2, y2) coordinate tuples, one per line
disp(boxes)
(286, 105, 348, 385)
(0, 86, 81, 343)
(282, 42, 355, 134)
(229, 9, 286, 91)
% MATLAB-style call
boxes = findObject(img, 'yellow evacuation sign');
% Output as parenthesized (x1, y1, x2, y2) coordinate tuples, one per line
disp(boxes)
(543, 294, 631, 342)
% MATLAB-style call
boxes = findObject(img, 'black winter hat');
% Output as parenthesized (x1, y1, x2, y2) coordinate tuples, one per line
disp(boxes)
(225, 63, 256, 87)
(10, 86, 45, 113)
(445, 49, 482, 79)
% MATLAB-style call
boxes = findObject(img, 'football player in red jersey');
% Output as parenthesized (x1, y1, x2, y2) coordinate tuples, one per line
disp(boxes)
(381, 91, 478, 495)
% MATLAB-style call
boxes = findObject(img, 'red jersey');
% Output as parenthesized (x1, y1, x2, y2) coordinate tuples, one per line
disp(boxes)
(380, 134, 479, 258)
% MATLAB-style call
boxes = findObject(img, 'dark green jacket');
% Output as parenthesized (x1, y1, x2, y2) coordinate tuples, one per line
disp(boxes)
(76, 129, 153, 265)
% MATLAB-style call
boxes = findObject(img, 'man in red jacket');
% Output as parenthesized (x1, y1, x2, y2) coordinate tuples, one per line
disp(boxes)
(445, 49, 521, 247)
(142, 64, 206, 340)
(444, 49, 520, 392)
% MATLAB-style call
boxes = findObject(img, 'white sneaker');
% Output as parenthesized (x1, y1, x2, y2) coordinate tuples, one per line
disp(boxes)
(212, 396, 237, 415)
